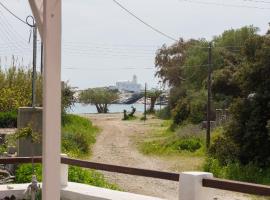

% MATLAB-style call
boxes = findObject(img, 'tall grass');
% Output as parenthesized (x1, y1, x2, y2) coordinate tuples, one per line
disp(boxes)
(62, 114, 99, 158)
(138, 120, 205, 156)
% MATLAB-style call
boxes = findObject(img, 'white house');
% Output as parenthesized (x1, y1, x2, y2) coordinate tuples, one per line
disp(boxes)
(116, 75, 141, 93)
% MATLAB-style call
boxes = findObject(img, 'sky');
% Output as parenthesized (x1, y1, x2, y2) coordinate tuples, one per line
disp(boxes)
(0, 0, 269, 89)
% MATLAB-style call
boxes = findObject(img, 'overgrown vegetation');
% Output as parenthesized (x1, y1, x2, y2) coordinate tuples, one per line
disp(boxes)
(62, 114, 99, 158)
(153, 25, 270, 185)
(0, 67, 42, 112)
(139, 120, 205, 157)
(13, 114, 118, 190)
(0, 67, 42, 128)
(0, 111, 17, 128)
(15, 164, 119, 190)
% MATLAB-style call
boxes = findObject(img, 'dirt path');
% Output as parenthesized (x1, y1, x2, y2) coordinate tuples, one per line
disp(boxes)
(83, 113, 253, 200)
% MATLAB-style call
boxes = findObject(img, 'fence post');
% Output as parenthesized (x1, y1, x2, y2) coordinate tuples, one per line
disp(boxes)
(179, 172, 213, 200)
(60, 154, 68, 187)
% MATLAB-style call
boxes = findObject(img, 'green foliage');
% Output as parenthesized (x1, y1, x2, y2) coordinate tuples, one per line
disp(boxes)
(0, 67, 42, 112)
(208, 134, 239, 166)
(178, 138, 201, 152)
(204, 158, 270, 185)
(221, 36, 270, 167)
(61, 82, 76, 115)
(15, 164, 42, 183)
(15, 164, 119, 190)
(139, 122, 204, 156)
(62, 114, 98, 158)
(155, 106, 171, 120)
(187, 90, 207, 124)
(140, 136, 203, 156)
(79, 88, 119, 113)
(0, 111, 17, 128)
(172, 98, 190, 125)
(14, 125, 41, 143)
(155, 26, 260, 126)
(68, 166, 119, 190)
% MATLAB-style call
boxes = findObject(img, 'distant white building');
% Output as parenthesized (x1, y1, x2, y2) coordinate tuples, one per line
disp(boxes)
(116, 75, 141, 93)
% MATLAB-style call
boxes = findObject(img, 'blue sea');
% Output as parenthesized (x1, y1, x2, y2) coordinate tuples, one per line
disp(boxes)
(69, 103, 164, 114)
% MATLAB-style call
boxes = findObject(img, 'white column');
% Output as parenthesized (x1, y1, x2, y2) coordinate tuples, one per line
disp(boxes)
(179, 172, 213, 200)
(42, 0, 62, 199)
(61, 154, 68, 187)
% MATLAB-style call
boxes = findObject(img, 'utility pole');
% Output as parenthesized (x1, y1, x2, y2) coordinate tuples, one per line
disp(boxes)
(206, 42, 212, 149)
(40, 42, 44, 75)
(144, 83, 147, 121)
(32, 25, 37, 107)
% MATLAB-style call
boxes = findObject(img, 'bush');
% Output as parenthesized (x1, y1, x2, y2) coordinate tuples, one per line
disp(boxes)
(0, 67, 42, 112)
(15, 164, 42, 183)
(15, 164, 119, 190)
(0, 111, 17, 128)
(62, 114, 98, 157)
(155, 106, 171, 120)
(188, 99, 206, 124)
(68, 166, 119, 190)
(172, 99, 190, 125)
(225, 97, 270, 167)
(208, 134, 239, 166)
(204, 158, 270, 185)
(178, 138, 202, 152)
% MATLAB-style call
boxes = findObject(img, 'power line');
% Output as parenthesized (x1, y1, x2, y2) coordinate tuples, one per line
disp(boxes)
(180, 0, 270, 9)
(242, 0, 270, 4)
(0, 1, 28, 26)
(63, 42, 159, 49)
(112, 0, 178, 42)
(0, 9, 29, 42)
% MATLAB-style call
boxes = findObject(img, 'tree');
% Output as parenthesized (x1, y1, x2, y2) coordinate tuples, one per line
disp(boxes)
(61, 82, 76, 115)
(79, 88, 119, 113)
(209, 35, 270, 167)
(154, 26, 260, 125)
(147, 89, 162, 113)
(224, 35, 270, 167)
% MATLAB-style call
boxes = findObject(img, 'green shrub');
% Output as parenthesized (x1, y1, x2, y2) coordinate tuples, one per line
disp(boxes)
(0, 67, 42, 112)
(208, 134, 239, 165)
(204, 158, 270, 185)
(15, 164, 119, 190)
(15, 164, 42, 183)
(62, 114, 98, 157)
(178, 138, 202, 152)
(172, 99, 190, 125)
(203, 157, 225, 178)
(155, 106, 171, 120)
(0, 111, 17, 128)
(188, 100, 206, 124)
(68, 166, 119, 190)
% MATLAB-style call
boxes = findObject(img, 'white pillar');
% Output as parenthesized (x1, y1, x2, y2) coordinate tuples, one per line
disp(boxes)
(179, 172, 213, 200)
(42, 0, 62, 199)
(61, 154, 68, 187)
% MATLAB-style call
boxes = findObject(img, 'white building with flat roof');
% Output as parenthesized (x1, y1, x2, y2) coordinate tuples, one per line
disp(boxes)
(116, 75, 141, 93)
